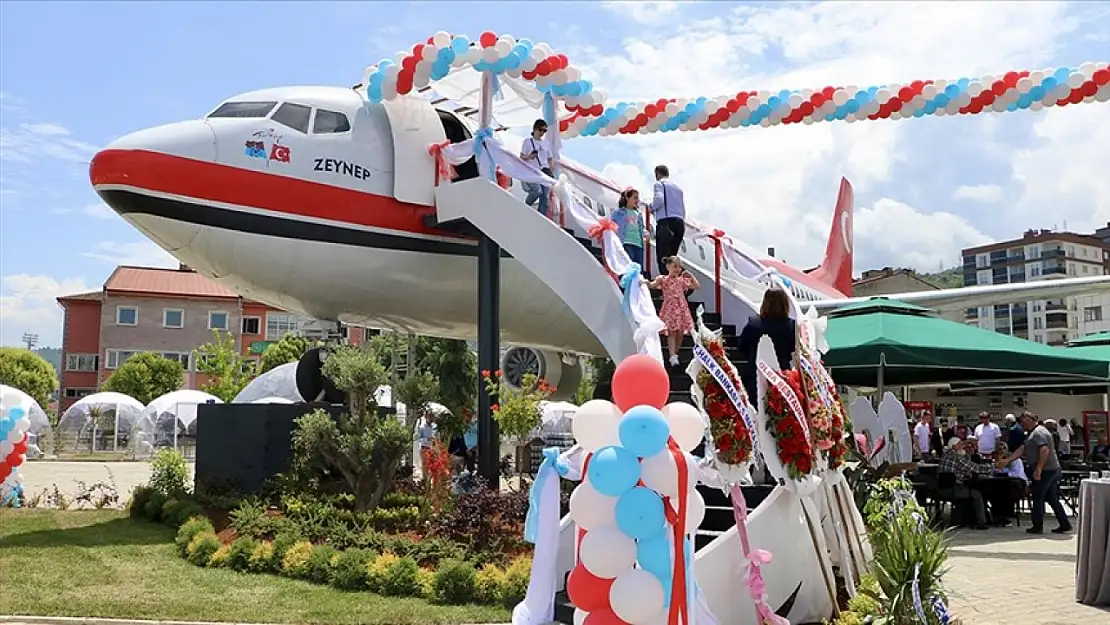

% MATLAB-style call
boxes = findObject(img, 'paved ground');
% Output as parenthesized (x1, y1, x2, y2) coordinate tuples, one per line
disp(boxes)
(17, 461, 193, 507)
(944, 521, 1109, 624)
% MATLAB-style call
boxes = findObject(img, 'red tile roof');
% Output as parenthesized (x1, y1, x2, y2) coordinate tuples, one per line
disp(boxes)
(57, 290, 104, 303)
(104, 266, 239, 299)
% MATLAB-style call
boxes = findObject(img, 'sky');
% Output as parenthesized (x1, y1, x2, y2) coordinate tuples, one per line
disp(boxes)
(1, 0, 1108, 348)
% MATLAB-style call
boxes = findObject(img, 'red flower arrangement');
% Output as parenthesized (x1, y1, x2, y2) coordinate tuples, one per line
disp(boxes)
(763, 368, 816, 480)
(797, 353, 836, 452)
(694, 338, 753, 465)
(825, 381, 849, 470)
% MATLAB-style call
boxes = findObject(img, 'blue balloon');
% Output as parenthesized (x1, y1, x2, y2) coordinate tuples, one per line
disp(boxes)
(1042, 77, 1058, 90)
(934, 94, 949, 107)
(581, 80, 593, 94)
(1054, 67, 1071, 83)
(957, 77, 970, 90)
(778, 89, 791, 100)
(587, 446, 641, 497)
(1029, 85, 1045, 100)
(638, 533, 673, 606)
(379, 59, 395, 69)
(696, 96, 708, 107)
(615, 486, 666, 540)
(368, 83, 383, 102)
(845, 100, 859, 114)
(768, 96, 781, 108)
(1017, 93, 1033, 109)
(451, 36, 470, 54)
(1006, 102, 1019, 112)
(619, 406, 671, 457)
(9, 406, 25, 420)
(944, 84, 961, 99)
(431, 63, 448, 81)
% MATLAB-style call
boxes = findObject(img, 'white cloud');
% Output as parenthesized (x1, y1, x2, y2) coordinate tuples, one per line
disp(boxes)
(574, 1, 1105, 274)
(602, 1, 681, 24)
(81, 203, 116, 220)
(0, 274, 91, 348)
(83, 240, 178, 268)
(954, 184, 1006, 203)
(0, 121, 98, 163)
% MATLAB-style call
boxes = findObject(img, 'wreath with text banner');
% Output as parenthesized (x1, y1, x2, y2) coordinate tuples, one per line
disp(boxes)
(695, 338, 753, 466)
(764, 369, 816, 480)
(826, 381, 849, 471)
(799, 357, 836, 453)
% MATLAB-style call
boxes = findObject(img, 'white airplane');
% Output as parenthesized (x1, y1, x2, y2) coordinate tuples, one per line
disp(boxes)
(90, 83, 1110, 397)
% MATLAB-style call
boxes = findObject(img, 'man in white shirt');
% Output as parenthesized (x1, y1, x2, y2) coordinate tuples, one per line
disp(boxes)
(1057, 418, 1073, 456)
(519, 119, 553, 216)
(913, 413, 933, 458)
(973, 411, 1002, 455)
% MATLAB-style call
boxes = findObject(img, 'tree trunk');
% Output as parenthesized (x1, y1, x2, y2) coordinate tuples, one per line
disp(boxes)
(367, 456, 403, 512)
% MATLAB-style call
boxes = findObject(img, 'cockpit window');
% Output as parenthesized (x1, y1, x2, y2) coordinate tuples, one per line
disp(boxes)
(271, 102, 312, 134)
(208, 101, 277, 118)
(313, 109, 351, 134)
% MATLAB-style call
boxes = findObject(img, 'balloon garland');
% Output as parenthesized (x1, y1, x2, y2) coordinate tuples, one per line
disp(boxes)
(0, 390, 33, 507)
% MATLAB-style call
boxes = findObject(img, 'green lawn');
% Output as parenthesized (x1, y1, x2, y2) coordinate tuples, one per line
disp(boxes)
(0, 510, 511, 625)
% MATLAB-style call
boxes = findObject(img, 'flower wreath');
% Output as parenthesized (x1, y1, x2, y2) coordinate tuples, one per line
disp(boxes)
(825, 380, 849, 470)
(764, 368, 816, 480)
(798, 352, 836, 452)
(695, 338, 754, 465)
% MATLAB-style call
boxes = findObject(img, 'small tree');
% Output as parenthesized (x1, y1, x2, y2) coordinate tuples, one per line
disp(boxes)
(0, 347, 58, 408)
(292, 344, 411, 512)
(102, 352, 184, 405)
(481, 371, 555, 444)
(259, 334, 317, 374)
(194, 330, 255, 402)
(394, 367, 438, 434)
(428, 338, 476, 441)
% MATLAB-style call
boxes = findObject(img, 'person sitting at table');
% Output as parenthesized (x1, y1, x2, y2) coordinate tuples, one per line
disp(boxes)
(939, 438, 993, 530)
(1091, 434, 1110, 461)
(955, 423, 970, 441)
(986, 450, 1028, 527)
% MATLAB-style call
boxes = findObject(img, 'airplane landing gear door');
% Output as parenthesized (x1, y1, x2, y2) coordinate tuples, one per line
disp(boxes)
(381, 96, 447, 207)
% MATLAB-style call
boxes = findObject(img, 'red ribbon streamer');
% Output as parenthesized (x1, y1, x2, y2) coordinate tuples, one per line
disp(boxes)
(663, 439, 690, 625)
(427, 141, 456, 184)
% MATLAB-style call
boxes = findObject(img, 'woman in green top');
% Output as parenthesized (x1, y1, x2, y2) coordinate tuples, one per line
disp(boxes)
(612, 188, 646, 266)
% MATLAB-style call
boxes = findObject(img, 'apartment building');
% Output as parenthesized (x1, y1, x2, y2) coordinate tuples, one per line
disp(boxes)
(57, 264, 364, 410)
(961, 229, 1110, 345)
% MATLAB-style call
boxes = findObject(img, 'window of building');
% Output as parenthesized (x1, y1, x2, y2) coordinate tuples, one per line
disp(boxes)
(242, 316, 261, 335)
(1033, 317, 1043, 330)
(162, 352, 192, 370)
(207, 101, 277, 118)
(116, 306, 138, 326)
(979, 307, 991, 318)
(64, 387, 95, 399)
(312, 109, 351, 134)
(1084, 306, 1104, 322)
(271, 102, 312, 133)
(208, 311, 229, 331)
(163, 309, 184, 329)
(1030, 265, 1041, 277)
(65, 353, 98, 372)
(1083, 264, 1090, 274)
(242, 357, 261, 375)
(266, 312, 302, 340)
(1033, 333, 1043, 343)
(106, 349, 137, 369)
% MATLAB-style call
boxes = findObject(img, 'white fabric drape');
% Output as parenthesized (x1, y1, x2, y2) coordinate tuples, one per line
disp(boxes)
(512, 458, 562, 625)
(686, 221, 768, 280)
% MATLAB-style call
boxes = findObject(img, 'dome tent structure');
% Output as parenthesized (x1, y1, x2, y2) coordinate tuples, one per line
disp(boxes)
(58, 392, 144, 453)
(232, 362, 302, 403)
(0, 384, 52, 459)
(131, 390, 221, 458)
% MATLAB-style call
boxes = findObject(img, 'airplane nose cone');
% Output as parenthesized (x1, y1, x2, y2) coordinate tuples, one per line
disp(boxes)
(90, 121, 217, 192)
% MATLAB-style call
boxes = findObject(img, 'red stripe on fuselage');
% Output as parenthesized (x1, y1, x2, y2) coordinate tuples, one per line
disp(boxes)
(89, 149, 458, 239)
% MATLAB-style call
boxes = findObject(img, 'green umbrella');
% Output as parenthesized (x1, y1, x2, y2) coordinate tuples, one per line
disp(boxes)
(822, 297, 1110, 387)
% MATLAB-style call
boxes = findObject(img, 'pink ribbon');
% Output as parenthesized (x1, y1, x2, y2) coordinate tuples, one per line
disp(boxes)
(731, 484, 790, 625)
(427, 141, 456, 183)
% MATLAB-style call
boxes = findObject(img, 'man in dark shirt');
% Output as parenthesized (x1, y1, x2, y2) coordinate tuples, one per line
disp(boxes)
(1004, 413, 1026, 453)
(998, 412, 1071, 534)
(939, 438, 993, 529)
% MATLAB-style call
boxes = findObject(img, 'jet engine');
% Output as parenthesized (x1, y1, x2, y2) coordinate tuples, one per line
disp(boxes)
(499, 346, 583, 402)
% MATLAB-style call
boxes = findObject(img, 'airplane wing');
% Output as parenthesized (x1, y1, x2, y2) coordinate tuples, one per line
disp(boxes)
(809, 275, 1110, 313)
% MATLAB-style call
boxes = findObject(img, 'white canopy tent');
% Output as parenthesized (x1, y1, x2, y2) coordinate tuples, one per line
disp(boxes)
(232, 362, 302, 403)
(0, 384, 51, 459)
(131, 390, 222, 458)
(58, 392, 144, 453)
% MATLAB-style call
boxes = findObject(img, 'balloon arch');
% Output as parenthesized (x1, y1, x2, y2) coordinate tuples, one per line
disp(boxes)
(362, 30, 1109, 137)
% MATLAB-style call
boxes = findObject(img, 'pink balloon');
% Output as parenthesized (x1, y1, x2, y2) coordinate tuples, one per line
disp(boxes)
(611, 354, 670, 412)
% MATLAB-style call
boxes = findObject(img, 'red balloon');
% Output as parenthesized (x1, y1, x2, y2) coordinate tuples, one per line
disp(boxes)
(611, 354, 670, 411)
(1081, 80, 1098, 97)
(479, 31, 498, 48)
(397, 72, 414, 95)
(412, 43, 425, 57)
(1094, 69, 1110, 86)
(0, 465, 9, 482)
(583, 609, 631, 625)
(557, 54, 569, 69)
(426, 36, 435, 45)
(567, 564, 613, 612)
(1068, 89, 1084, 104)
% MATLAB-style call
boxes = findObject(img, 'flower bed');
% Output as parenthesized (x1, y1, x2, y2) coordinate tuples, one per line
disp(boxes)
(763, 368, 816, 480)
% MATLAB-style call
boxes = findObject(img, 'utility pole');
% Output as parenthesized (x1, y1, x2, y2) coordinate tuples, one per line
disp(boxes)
(21, 333, 38, 350)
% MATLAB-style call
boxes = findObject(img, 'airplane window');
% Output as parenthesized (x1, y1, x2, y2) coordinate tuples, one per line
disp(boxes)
(597, 203, 607, 217)
(698, 244, 706, 261)
(208, 101, 277, 118)
(271, 102, 312, 134)
(681, 241, 687, 253)
(313, 109, 351, 134)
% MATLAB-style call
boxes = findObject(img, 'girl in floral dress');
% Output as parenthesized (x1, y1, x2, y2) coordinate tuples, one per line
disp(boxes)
(650, 256, 700, 366)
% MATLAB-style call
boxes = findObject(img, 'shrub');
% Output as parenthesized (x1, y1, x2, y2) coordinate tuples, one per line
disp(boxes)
(281, 540, 315, 579)
(247, 542, 275, 574)
(175, 516, 215, 557)
(330, 548, 373, 591)
(270, 532, 302, 573)
(150, 448, 191, 496)
(186, 531, 221, 567)
(367, 505, 422, 533)
(434, 486, 529, 555)
(381, 557, 422, 598)
(306, 545, 337, 585)
(432, 559, 477, 605)
(475, 564, 507, 605)
(162, 498, 206, 529)
(208, 544, 231, 568)
(501, 555, 531, 608)
(367, 533, 461, 567)
(417, 568, 436, 600)
(366, 552, 401, 594)
(380, 492, 423, 509)
(226, 537, 256, 572)
(144, 491, 168, 522)
(229, 500, 268, 538)
(128, 485, 154, 519)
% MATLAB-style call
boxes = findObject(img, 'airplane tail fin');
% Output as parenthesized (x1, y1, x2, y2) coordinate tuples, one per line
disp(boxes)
(808, 178, 854, 296)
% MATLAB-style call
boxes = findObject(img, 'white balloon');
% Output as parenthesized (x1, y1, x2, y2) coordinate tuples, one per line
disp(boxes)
(421, 45, 438, 62)
(464, 47, 483, 65)
(580, 526, 637, 579)
(521, 55, 538, 72)
(610, 569, 665, 624)
(382, 81, 397, 100)
(7, 428, 21, 443)
(565, 66, 581, 82)
(1068, 71, 1086, 89)
(788, 93, 803, 108)
(535, 42, 553, 56)
(506, 66, 523, 79)
(832, 89, 849, 106)
(573, 399, 622, 452)
(759, 117, 772, 127)
(876, 89, 892, 103)
(967, 81, 984, 97)
(662, 403, 704, 452)
(385, 64, 400, 80)
(747, 95, 762, 108)
(1016, 77, 1033, 94)
(494, 41, 512, 58)
(640, 449, 695, 497)
(498, 34, 516, 47)
(1096, 86, 1110, 103)
(482, 47, 500, 63)
(1030, 100, 1045, 111)
(685, 488, 705, 531)
(432, 31, 451, 48)
(921, 85, 937, 99)
(570, 482, 617, 530)
(665, 103, 680, 116)
(573, 609, 588, 625)
(1079, 62, 1097, 79)
(0, 441, 12, 457)
(413, 72, 431, 90)
(16, 416, 30, 433)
